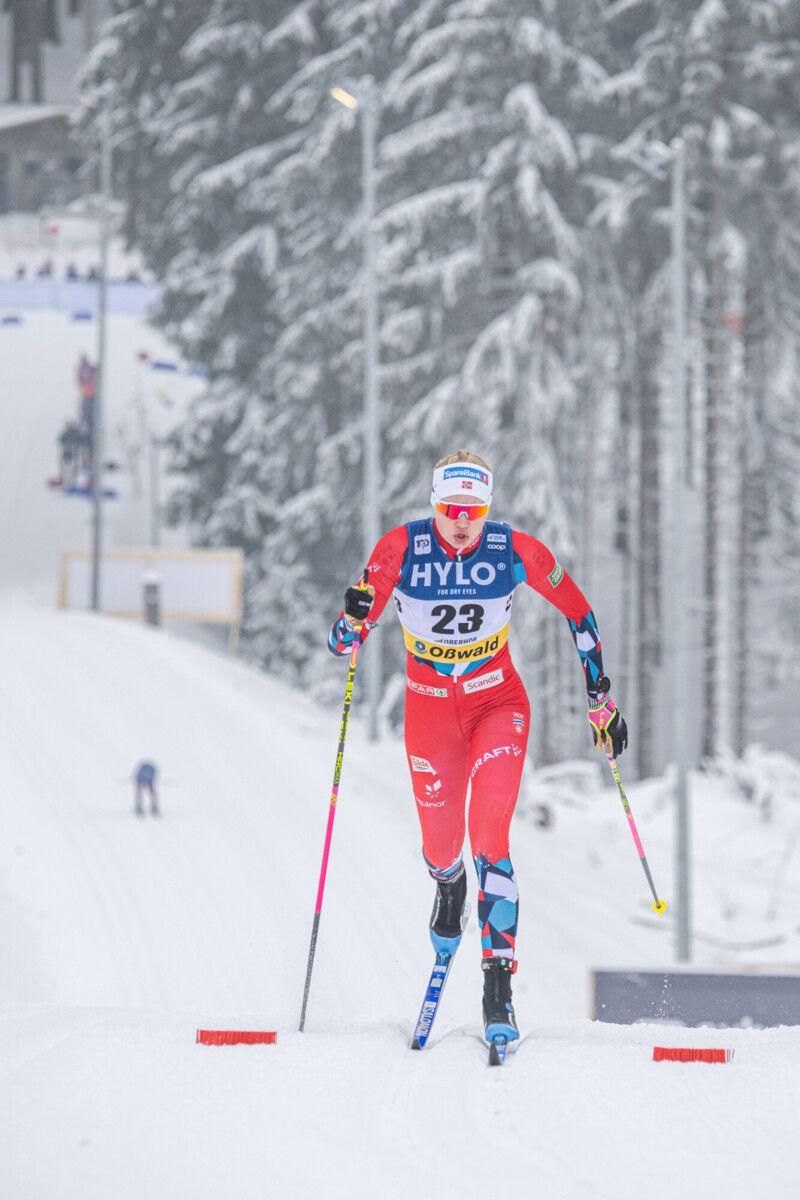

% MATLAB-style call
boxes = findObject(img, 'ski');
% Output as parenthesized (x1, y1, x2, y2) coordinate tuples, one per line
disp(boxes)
(411, 896, 471, 1050)
(488, 1035, 508, 1066)
(411, 952, 455, 1050)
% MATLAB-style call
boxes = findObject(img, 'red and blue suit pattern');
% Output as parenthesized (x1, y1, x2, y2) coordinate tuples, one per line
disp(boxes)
(329, 518, 605, 962)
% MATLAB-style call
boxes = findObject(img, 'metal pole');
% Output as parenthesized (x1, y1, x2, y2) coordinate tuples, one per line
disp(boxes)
(91, 113, 111, 612)
(84, 0, 97, 55)
(361, 84, 381, 743)
(671, 139, 691, 961)
(149, 432, 160, 547)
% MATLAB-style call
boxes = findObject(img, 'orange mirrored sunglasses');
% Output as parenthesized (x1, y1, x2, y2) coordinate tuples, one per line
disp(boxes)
(434, 501, 490, 520)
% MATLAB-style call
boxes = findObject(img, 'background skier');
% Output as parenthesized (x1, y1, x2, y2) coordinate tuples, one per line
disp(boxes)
(133, 760, 159, 818)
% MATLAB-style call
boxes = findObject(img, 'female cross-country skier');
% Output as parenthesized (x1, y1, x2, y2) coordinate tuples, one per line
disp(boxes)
(328, 449, 627, 1049)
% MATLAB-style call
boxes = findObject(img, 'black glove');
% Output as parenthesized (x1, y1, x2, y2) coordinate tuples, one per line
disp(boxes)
(587, 677, 628, 758)
(344, 582, 374, 624)
(603, 708, 628, 758)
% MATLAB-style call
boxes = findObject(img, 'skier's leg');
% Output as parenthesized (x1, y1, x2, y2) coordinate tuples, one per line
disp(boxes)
(404, 678, 471, 951)
(404, 682, 470, 877)
(465, 677, 530, 961)
(464, 676, 530, 1038)
(481, 956, 519, 1043)
(473, 845, 523, 1040)
(427, 859, 468, 953)
(473, 852, 519, 961)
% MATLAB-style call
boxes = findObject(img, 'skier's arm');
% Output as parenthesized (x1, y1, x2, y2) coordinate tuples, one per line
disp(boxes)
(511, 530, 605, 686)
(327, 525, 409, 656)
(511, 530, 628, 756)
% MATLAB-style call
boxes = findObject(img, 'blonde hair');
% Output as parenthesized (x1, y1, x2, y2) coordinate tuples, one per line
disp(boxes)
(435, 449, 492, 472)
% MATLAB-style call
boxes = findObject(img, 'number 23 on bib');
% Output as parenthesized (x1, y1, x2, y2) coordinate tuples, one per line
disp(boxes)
(393, 518, 519, 669)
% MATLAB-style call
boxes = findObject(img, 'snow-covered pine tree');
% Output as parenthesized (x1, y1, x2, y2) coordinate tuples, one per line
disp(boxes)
(599, 0, 800, 767)
(731, 0, 800, 752)
(374, 0, 617, 761)
(80, 1, 377, 693)
(670, 0, 800, 761)
(566, 0, 674, 778)
(81, 0, 616, 734)
(77, 0, 800, 769)
(77, 0, 209, 257)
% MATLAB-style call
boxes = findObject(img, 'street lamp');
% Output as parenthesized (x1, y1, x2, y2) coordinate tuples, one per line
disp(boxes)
(91, 105, 112, 613)
(84, 0, 98, 54)
(620, 137, 692, 961)
(669, 138, 691, 963)
(332, 83, 381, 743)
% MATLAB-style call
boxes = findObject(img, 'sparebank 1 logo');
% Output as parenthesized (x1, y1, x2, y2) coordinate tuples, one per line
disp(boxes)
(442, 465, 489, 485)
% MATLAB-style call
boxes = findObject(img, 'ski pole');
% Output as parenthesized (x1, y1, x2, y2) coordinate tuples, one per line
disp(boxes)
(299, 580, 371, 1031)
(605, 753, 667, 916)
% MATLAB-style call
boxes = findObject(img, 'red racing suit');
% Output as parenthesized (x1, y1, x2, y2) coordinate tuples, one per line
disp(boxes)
(329, 516, 605, 961)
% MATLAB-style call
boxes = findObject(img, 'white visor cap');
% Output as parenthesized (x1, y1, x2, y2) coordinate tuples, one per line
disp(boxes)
(430, 462, 493, 508)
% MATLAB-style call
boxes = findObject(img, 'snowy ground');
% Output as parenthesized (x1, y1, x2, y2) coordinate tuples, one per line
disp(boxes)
(3, 609, 800, 1200)
(2, 215, 800, 1198)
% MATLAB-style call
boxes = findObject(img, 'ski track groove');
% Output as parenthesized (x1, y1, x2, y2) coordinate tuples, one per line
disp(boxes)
(0, 619, 257, 1011)
(1, 625, 161, 1003)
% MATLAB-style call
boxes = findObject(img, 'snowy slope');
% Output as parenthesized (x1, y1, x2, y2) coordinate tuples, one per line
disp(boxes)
(2, 611, 800, 1200)
(0, 302, 203, 609)
(3, 221, 800, 1199)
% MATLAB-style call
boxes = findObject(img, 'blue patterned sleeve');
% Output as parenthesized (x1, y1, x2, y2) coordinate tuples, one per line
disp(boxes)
(567, 610, 605, 692)
(328, 614, 356, 657)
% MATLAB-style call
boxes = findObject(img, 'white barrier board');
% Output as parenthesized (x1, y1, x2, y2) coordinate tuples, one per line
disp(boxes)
(59, 548, 244, 631)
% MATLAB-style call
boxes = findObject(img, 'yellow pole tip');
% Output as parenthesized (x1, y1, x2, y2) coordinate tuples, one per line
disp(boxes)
(653, 900, 667, 916)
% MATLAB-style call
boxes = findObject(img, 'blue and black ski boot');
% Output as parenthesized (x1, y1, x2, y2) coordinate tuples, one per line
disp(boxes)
(429, 863, 468, 956)
(482, 957, 520, 1047)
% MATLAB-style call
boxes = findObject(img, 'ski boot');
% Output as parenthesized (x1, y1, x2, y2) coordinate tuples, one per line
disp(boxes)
(429, 864, 468, 957)
(482, 957, 520, 1053)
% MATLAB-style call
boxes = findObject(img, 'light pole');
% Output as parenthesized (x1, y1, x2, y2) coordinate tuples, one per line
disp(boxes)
(670, 138, 691, 962)
(149, 430, 160, 548)
(622, 138, 692, 960)
(84, 0, 98, 54)
(332, 83, 381, 742)
(91, 108, 112, 613)
(131, 352, 162, 547)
